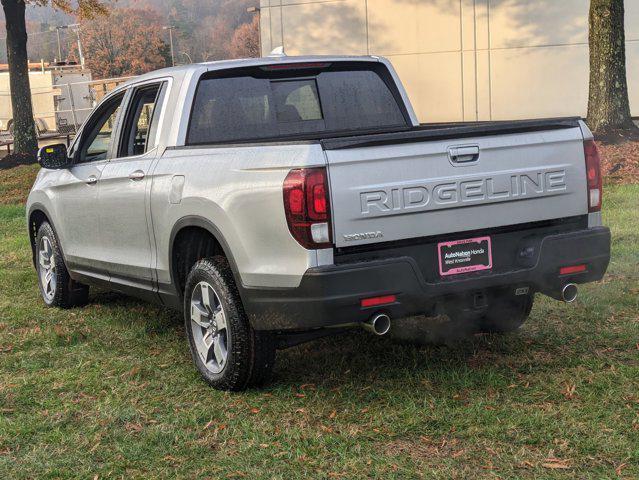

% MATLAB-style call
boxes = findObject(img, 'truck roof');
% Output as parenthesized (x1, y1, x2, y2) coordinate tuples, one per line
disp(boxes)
(120, 55, 384, 88)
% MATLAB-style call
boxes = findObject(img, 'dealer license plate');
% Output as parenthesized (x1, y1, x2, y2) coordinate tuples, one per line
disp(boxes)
(438, 236, 492, 276)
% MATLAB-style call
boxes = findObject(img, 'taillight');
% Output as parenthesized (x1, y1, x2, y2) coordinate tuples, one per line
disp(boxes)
(283, 167, 332, 249)
(583, 140, 602, 212)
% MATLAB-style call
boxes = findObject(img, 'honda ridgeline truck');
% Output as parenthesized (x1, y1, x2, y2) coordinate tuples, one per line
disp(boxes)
(28, 55, 611, 390)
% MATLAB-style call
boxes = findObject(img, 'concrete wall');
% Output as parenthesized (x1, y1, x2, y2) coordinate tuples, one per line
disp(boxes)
(259, 0, 639, 123)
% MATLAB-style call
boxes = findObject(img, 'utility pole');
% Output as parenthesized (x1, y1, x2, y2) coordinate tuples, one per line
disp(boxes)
(55, 26, 62, 61)
(57, 24, 84, 67)
(163, 25, 176, 67)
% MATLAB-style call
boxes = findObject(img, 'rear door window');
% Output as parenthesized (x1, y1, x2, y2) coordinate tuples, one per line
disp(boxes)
(118, 82, 165, 157)
(186, 63, 408, 145)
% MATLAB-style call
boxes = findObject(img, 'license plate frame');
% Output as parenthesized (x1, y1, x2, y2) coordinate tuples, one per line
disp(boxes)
(438, 236, 493, 277)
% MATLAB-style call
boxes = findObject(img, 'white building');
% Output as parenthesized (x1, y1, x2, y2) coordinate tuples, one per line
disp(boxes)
(258, 0, 639, 123)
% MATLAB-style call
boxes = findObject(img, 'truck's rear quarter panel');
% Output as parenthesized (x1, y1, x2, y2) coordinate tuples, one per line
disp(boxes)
(151, 143, 330, 290)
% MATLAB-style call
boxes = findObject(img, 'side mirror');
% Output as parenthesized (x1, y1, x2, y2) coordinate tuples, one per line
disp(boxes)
(37, 143, 72, 169)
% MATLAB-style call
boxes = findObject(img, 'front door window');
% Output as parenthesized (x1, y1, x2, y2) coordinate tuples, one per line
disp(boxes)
(77, 94, 124, 163)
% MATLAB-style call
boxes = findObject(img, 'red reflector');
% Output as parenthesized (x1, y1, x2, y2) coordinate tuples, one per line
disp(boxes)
(560, 264, 587, 275)
(361, 295, 397, 308)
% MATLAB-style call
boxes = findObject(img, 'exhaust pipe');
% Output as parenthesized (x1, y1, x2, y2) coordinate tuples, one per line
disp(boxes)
(362, 313, 391, 336)
(561, 283, 578, 303)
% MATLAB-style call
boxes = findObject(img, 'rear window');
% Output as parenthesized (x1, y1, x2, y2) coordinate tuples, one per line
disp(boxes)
(186, 63, 408, 145)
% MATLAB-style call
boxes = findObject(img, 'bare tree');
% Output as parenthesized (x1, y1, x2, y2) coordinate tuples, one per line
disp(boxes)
(587, 0, 636, 134)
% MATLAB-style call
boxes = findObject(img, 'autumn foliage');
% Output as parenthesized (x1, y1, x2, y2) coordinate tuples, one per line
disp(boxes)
(229, 15, 259, 59)
(74, 7, 169, 78)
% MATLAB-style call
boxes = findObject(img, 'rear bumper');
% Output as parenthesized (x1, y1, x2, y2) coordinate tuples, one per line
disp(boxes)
(242, 226, 611, 331)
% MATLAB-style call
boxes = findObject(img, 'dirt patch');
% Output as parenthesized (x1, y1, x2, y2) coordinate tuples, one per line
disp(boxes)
(384, 437, 462, 461)
(0, 153, 37, 170)
(597, 139, 639, 184)
(593, 127, 639, 146)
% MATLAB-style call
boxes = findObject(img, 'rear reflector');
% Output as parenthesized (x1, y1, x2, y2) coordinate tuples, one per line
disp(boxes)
(583, 140, 602, 212)
(361, 295, 397, 308)
(560, 264, 587, 275)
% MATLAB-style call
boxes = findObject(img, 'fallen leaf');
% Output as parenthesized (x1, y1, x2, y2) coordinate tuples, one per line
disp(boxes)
(124, 422, 143, 433)
(542, 457, 571, 470)
(615, 463, 627, 475)
(203, 420, 214, 430)
(561, 382, 577, 400)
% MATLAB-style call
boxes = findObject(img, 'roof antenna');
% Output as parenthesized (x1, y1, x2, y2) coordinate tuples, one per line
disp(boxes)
(268, 46, 286, 58)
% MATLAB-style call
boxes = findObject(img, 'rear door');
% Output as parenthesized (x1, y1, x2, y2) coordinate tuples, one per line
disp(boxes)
(325, 126, 588, 248)
(97, 81, 167, 293)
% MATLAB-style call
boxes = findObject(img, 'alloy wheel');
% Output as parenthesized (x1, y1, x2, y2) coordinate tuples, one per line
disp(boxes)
(38, 236, 56, 301)
(190, 281, 230, 374)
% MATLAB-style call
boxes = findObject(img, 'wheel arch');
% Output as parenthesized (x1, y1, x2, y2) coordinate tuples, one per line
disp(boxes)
(27, 203, 56, 267)
(169, 216, 243, 299)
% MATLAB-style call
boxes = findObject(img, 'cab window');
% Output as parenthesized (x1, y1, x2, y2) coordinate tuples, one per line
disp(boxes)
(118, 83, 165, 157)
(77, 93, 124, 163)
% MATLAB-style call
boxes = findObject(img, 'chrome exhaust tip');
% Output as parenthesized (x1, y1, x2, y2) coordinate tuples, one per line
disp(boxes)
(561, 283, 578, 303)
(362, 313, 391, 336)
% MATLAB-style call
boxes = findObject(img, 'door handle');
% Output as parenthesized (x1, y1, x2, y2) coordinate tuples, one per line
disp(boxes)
(85, 175, 98, 185)
(449, 145, 480, 164)
(129, 170, 145, 181)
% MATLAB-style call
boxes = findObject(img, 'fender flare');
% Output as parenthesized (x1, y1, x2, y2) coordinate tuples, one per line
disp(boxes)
(168, 215, 244, 292)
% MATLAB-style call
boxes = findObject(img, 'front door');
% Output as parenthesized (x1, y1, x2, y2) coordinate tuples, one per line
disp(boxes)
(56, 92, 125, 277)
(97, 82, 167, 294)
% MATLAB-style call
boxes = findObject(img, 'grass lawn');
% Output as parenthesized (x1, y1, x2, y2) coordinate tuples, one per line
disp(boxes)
(0, 166, 637, 478)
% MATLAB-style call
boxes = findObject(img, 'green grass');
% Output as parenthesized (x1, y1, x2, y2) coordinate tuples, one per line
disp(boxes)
(0, 183, 637, 479)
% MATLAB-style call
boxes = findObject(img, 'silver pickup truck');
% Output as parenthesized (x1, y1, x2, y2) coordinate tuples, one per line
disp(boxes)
(28, 55, 610, 390)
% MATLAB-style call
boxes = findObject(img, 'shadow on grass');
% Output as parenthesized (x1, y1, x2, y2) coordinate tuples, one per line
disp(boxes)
(273, 328, 534, 390)
(82, 289, 537, 392)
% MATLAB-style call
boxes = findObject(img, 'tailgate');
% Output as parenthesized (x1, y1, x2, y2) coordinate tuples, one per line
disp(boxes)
(324, 125, 588, 248)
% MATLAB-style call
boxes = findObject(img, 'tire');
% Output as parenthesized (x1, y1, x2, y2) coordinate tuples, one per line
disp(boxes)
(183, 257, 276, 391)
(35, 222, 89, 308)
(480, 293, 534, 333)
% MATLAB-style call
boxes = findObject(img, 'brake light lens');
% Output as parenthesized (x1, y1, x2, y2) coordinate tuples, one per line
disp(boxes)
(283, 167, 332, 249)
(583, 140, 602, 212)
(261, 62, 332, 71)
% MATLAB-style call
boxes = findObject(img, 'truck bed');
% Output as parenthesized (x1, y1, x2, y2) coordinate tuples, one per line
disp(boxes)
(321, 117, 581, 150)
